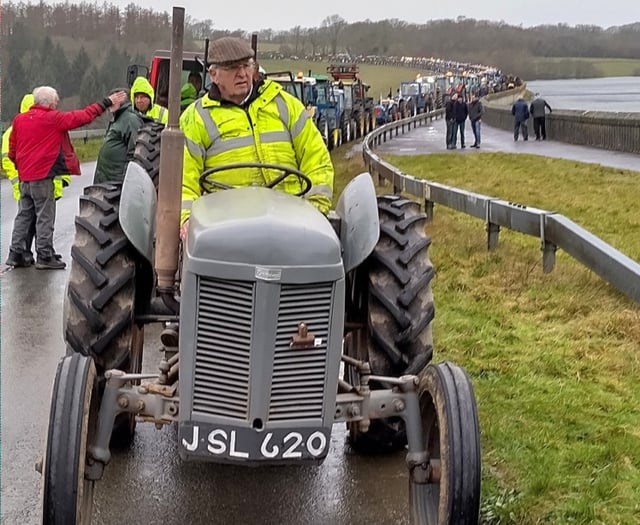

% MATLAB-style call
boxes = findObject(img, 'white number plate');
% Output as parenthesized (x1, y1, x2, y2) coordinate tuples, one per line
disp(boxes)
(179, 423, 330, 461)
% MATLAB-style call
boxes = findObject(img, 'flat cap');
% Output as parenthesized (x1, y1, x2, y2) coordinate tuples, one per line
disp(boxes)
(208, 37, 254, 65)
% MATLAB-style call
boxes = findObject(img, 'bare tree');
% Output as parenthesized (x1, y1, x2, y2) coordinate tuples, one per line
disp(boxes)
(321, 14, 347, 55)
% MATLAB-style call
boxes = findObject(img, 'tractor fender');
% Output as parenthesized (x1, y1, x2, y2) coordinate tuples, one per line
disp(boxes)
(335, 173, 379, 273)
(119, 161, 157, 264)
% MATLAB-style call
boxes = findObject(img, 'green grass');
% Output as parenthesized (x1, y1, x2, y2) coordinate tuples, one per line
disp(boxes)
(331, 146, 640, 525)
(533, 56, 640, 77)
(259, 59, 423, 101)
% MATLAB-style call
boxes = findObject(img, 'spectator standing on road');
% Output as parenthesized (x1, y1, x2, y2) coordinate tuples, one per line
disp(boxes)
(444, 93, 456, 149)
(468, 93, 484, 148)
(512, 96, 530, 141)
(452, 94, 469, 149)
(131, 76, 169, 124)
(3, 93, 71, 266)
(530, 93, 552, 140)
(6, 86, 127, 270)
(93, 88, 144, 184)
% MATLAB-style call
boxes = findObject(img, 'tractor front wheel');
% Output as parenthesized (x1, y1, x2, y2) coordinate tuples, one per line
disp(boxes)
(409, 362, 481, 525)
(42, 353, 98, 525)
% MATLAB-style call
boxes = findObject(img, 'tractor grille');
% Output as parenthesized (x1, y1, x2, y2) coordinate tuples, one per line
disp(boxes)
(269, 283, 333, 422)
(193, 278, 254, 420)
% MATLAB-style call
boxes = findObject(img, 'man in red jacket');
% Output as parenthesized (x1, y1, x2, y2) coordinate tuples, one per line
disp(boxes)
(6, 86, 127, 269)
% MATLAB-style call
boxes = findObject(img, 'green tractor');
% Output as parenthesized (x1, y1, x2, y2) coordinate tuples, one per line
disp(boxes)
(40, 9, 481, 525)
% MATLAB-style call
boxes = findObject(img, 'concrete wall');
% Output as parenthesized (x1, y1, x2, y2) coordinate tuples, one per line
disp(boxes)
(483, 87, 640, 155)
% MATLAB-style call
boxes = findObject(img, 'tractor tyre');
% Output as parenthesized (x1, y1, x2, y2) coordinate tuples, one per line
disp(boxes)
(42, 353, 98, 525)
(349, 195, 435, 454)
(132, 120, 165, 187)
(63, 183, 143, 447)
(410, 362, 481, 525)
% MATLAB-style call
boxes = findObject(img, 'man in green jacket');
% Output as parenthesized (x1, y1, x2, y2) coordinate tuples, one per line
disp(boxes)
(131, 76, 169, 124)
(93, 89, 144, 183)
(179, 36, 334, 237)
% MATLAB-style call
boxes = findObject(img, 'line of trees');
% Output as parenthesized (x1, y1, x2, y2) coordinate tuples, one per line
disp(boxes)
(2, 2, 639, 124)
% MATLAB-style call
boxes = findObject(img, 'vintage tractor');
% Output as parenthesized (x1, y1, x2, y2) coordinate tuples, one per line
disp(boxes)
(40, 8, 481, 525)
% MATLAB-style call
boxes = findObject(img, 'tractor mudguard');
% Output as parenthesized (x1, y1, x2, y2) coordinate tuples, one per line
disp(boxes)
(335, 173, 379, 273)
(120, 161, 157, 264)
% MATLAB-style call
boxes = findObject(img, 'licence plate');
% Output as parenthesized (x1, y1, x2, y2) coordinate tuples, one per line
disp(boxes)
(179, 422, 330, 461)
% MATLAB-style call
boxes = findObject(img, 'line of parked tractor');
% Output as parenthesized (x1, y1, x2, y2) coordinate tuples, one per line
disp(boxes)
(265, 63, 509, 150)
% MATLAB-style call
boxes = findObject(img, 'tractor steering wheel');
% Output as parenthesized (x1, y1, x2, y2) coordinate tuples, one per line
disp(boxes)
(199, 162, 313, 197)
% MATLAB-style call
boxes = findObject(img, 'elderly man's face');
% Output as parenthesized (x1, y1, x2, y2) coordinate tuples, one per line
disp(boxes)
(134, 93, 151, 113)
(210, 60, 255, 102)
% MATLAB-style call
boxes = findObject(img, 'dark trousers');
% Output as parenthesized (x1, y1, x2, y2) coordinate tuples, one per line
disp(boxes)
(514, 119, 528, 140)
(10, 179, 57, 260)
(445, 119, 455, 147)
(471, 120, 481, 145)
(533, 117, 547, 139)
(453, 121, 465, 147)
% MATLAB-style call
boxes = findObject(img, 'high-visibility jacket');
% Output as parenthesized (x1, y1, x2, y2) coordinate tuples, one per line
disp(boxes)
(2, 94, 70, 200)
(131, 76, 169, 124)
(179, 80, 334, 224)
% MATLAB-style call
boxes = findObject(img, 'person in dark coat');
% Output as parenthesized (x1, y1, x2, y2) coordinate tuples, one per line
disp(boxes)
(444, 93, 456, 149)
(511, 96, 530, 141)
(468, 93, 484, 148)
(93, 89, 144, 184)
(530, 93, 553, 140)
(452, 95, 469, 148)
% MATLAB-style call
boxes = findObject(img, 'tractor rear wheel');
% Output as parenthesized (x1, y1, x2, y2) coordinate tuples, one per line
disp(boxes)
(63, 182, 142, 447)
(349, 195, 435, 454)
(410, 362, 481, 525)
(132, 120, 165, 187)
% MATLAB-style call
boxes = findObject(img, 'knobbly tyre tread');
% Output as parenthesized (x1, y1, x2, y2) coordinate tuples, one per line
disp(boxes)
(132, 120, 165, 186)
(64, 183, 137, 376)
(351, 195, 435, 454)
(42, 353, 97, 525)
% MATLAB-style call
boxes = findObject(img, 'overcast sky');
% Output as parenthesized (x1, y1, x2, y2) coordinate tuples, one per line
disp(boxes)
(102, 0, 639, 32)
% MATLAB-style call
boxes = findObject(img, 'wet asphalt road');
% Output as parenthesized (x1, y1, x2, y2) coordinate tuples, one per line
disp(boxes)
(0, 164, 412, 525)
(374, 118, 640, 172)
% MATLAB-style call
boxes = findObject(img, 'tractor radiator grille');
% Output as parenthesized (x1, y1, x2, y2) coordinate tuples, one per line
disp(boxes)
(193, 278, 254, 420)
(269, 283, 333, 422)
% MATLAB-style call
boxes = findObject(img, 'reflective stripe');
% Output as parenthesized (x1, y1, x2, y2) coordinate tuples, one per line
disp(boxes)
(182, 200, 193, 210)
(195, 100, 220, 144)
(158, 107, 166, 121)
(185, 137, 206, 158)
(291, 111, 310, 140)
(306, 184, 333, 199)
(2, 152, 9, 158)
(275, 94, 290, 128)
(207, 135, 255, 156)
(260, 131, 291, 144)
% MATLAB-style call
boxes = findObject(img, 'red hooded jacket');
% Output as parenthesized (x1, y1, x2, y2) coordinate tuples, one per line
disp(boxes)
(8, 101, 107, 181)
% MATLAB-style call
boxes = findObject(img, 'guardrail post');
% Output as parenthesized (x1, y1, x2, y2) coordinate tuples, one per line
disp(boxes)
(540, 214, 556, 273)
(425, 200, 434, 222)
(378, 172, 385, 186)
(487, 223, 500, 250)
(541, 241, 557, 273)
(486, 200, 500, 249)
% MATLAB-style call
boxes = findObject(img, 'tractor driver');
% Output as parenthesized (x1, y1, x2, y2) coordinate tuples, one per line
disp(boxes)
(178, 36, 334, 239)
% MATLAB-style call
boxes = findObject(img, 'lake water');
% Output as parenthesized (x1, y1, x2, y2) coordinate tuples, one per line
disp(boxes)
(527, 77, 640, 112)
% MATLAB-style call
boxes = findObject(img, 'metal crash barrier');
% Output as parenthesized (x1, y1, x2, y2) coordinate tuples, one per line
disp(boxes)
(362, 110, 640, 304)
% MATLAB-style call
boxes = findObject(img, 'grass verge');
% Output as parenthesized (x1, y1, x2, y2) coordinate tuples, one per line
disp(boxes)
(332, 144, 640, 525)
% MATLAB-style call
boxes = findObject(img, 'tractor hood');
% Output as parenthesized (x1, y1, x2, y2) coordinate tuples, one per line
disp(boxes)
(186, 187, 342, 268)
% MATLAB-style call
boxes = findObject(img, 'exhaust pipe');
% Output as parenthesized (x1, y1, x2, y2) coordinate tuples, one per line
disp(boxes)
(155, 6, 185, 311)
